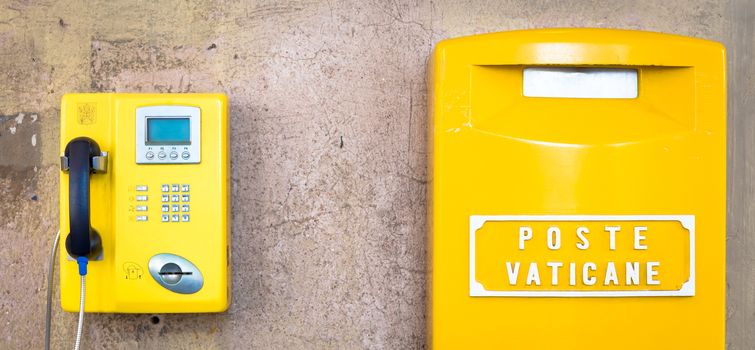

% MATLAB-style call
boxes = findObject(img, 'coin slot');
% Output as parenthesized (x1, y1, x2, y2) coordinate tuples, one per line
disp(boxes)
(158, 263, 193, 285)
(148, 253, 204, 294)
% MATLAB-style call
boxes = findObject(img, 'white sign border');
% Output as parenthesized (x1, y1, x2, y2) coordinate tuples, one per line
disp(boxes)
(469, 215, 695, 297)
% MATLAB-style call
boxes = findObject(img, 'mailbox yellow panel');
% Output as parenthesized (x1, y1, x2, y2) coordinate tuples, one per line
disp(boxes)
(59, 93, 230, 313)
(428, 29, 725, 349)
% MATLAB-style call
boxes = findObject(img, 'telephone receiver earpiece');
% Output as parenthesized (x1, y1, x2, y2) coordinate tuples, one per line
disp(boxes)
(61, 137, 107, 259)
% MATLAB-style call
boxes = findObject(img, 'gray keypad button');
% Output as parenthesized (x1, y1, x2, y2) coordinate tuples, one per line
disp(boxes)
(161, 214, 169, 222)
(136, 215, 148, 222)
(136, 185, 148, 191)
(181, 184, 190, 192)
(181, 214, 190, 222)
(136, 205, 148, 212)
(172, 204, 179, 212)
(136, 195, 148, 201)
(181, 204, 190, 212)
(181, 194, 189, 202)
(161, 195, 169, 202)
(171, 184, 180, 192)
(171, 194, 180, 202)
(161, 184, 170, 192)
(171, 214, 179, 222)
(161, 205, 169, 212)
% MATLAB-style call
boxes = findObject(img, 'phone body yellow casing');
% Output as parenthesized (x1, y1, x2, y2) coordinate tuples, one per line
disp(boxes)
(59, 93, 230, 313)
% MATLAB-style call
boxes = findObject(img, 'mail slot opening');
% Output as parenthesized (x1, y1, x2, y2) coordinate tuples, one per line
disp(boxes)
(523, 67, 638, 99)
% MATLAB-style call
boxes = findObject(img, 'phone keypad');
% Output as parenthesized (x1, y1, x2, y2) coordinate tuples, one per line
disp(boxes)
(134, 184, 190, 223)
(161, 184, 189, 222)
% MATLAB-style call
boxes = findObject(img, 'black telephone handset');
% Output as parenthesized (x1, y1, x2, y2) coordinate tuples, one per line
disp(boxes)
(62, 137, 105, 259)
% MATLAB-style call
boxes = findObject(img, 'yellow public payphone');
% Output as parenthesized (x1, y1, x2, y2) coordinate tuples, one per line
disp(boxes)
(428, 29, 725, 349)
(58, 93, 230, 314)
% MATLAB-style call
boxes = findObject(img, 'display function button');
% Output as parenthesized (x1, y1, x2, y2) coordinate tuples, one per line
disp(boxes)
(181, 214, 190, 222)
(181, 204, 190, 212)
(169, 151, 178, 160)
(161, 214, 169, 222)
(181, 184, 190, 192)
(136, 195, 148, 201)
(181, 194, 190, 202)
(161, 205, 169, 212)
(161, 184, 170, 192)
(171, 184, 180, 192)
(171, 214, 179, 222)
(146, 151, 155, 160)
(158, 151, 167, 160)
(136, 215, 148, 222)
(136, 205, 148, 212)
(161, 195, 170, 202)
(171, 194, 180, 202)
(181, 151, 190, 160)
(172, 204, 179, 212)
(136, 185, 148, 191)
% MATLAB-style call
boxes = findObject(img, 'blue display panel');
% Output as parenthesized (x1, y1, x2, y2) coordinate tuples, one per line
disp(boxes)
(146, 117, 191, 144)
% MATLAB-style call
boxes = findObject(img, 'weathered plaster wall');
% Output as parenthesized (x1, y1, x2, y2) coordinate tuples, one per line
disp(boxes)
(0, 0, 750, 349)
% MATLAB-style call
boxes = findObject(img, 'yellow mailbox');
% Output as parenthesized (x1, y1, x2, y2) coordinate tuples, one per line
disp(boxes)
(428, 29, 725, 349)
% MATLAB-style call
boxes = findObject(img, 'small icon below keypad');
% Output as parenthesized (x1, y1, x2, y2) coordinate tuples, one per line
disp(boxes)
(136, 205, 148, 212)
(136, 185, 148, 191)
(181, 184, 189, 192)
(181, 214, 190, 222)
(171, 184, 180, 192)
(161, 184, 170, 192)
(181, 204, 190, 212)
(136, 215, 148, 222)
(162, 195, 169, 202)
(161, 214, 169, 222)
(171, 214, 179, 222)
(161, 205, 169, 212)
(181, 194, 190, 202)
(136, 195, 148, 201)
(171, 194, 180, 202)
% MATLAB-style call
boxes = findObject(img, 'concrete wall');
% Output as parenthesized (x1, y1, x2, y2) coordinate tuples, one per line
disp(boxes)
(0, 0, 750, 348)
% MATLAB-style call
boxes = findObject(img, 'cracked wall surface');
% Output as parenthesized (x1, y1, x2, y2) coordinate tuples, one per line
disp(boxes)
(0, 0, 752, 349)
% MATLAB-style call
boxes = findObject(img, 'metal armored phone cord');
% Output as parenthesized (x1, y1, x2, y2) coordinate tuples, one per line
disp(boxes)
(45, 230, 88, 350)
(73, 271, 86, 350)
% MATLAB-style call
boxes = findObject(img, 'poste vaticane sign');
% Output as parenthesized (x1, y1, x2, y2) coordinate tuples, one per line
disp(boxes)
(470, 215, 694, 297)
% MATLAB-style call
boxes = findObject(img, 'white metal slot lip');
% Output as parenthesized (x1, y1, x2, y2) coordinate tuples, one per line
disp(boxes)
(523, 67, 638, 99)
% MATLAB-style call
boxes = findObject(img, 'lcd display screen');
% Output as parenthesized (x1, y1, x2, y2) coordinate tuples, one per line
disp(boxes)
(146, 117, 191, 144)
